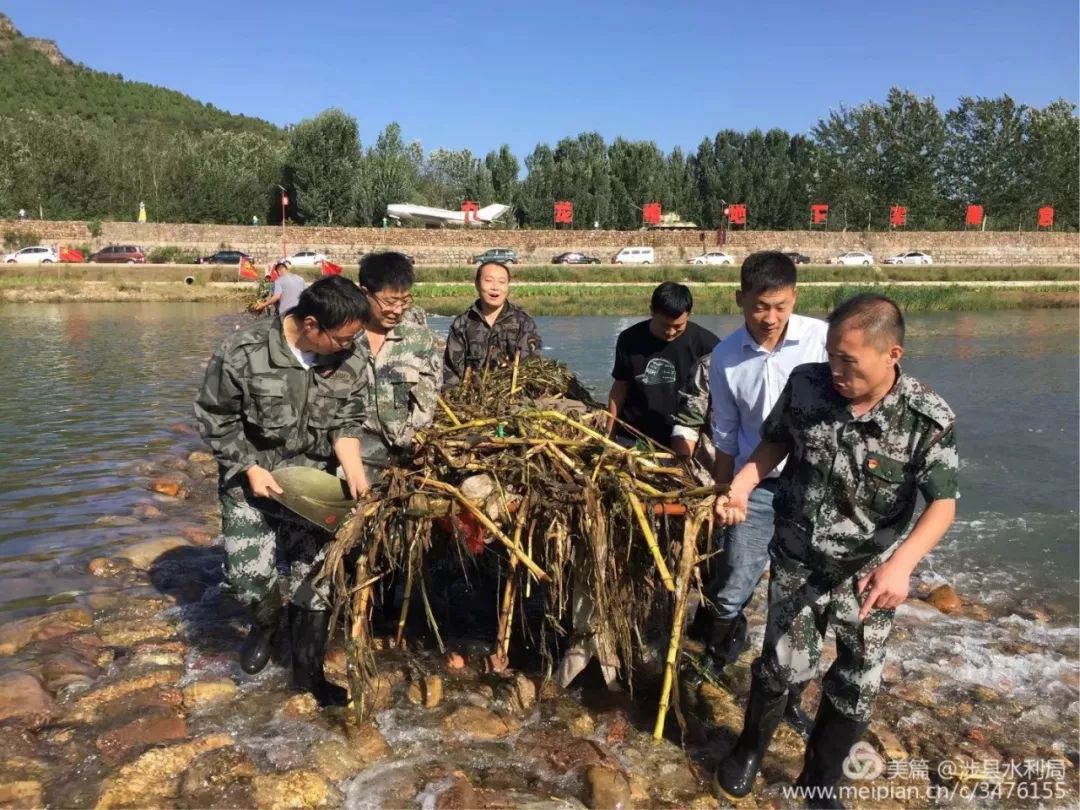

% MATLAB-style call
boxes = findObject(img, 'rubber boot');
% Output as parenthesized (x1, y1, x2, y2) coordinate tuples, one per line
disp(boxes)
(712, 674, 789, 800)
(784, 680, 814, 741)
(288, 604, 348, 707)
(239, 593, 282, 675)
(795, 696, 869, 809)
(683, 614, 749, 689)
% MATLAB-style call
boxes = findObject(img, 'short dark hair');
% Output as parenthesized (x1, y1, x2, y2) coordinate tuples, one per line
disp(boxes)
(650, 281, 693, 317)
(290, 275, 369, 328)
(475, 261, 511, 285)
(827, 293, 905, 348)
(740, 251, 797, 294)
(359, 251, 415, 293)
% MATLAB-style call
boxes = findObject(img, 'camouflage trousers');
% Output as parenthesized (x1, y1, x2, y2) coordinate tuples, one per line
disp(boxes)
(753, 545, 896, 722)
(220, 491, 333, 612)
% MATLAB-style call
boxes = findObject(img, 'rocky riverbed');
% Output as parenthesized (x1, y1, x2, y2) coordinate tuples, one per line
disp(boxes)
(0, 428, 1077, 809)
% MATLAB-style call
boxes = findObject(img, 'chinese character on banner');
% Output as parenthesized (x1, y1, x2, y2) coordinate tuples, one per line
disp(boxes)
(642, 202, 662, 225)
(726, 204, 747, 226)
(554, 201, 573, 224)
(890, 205, 908, 227)
(811, 203, 829, 225)
(965, 204, 984, 227)
(461, 200, 479, 223)
(1037, 206, 1055, 228)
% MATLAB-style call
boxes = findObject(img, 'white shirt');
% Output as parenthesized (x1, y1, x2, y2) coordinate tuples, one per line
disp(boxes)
(709, 313, 828, 477)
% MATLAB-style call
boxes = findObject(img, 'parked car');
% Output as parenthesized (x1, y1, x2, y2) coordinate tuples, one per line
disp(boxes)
(471, 248, 518, 265)
(781, 251, 811, 265)
(613, 246, 655, 264)
(282, 250, 329, 267)
(89, 245, 147, 264)
(552, 252, 601, 265)
(883, 250, 933, 266)
(196, 250, 254, 265)
(830, 250, 874, 266)
(688, 251, 735, 266)
(3, 245, 59, 264)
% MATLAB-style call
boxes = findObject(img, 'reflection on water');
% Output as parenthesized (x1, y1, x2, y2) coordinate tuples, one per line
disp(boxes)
(0, 304, 1076, 618)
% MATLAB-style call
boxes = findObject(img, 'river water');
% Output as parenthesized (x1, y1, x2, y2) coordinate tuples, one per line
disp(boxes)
(0, 303, 1075, 619)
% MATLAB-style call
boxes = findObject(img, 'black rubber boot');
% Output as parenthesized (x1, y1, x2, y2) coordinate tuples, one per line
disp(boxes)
(239, 593, 282, 675)
(713, 674, 789, 800)
(288, 605, 348, 707)
(683, 614, 749, 689)
(795, 696, 869, 809)
(784, 680, 814, 741)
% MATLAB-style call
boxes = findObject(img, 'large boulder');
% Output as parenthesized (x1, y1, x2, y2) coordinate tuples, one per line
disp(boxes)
(441, 705, 521, 740)
(95, 734, 234, 808)
(0, 608, 93, 655)
(0, 672, 54, 727)
(116, 536, 192, 570)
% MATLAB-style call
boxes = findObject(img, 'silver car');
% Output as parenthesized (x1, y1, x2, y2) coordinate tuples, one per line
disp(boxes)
(3, 245, 59, 264)
(883, 250, 933, 265)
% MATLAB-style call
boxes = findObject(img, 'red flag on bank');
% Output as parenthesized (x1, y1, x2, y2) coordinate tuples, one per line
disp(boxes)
(238, 258, 259, 280)
(320, 260, 343, 276)
(58, 246, 85, 263)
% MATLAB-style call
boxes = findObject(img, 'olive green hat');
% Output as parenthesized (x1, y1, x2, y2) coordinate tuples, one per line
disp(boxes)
(269, 466, 356, 531)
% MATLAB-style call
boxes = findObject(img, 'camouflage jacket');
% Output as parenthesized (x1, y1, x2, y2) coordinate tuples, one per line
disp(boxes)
(671, 353, 711, 442)
(193, 317, 369, 491)
(442, 300, 542, 388)
(761, 363, 958, 570)
(356, 322, 441, 460)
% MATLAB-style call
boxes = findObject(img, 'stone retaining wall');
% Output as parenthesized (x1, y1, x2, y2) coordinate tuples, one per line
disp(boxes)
(3, 219, 1077, 266)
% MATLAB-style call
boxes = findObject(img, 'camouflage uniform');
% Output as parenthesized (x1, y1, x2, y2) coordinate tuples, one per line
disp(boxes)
(193, 316, 369, 611)
(671, 353, 716, 481)
(442, 300, 542, 388)
(754, 363, 958, 720)
(356, 321, 441, 479)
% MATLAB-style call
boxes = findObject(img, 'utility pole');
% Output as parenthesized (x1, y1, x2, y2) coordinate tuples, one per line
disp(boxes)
(276, 185, 288, 259)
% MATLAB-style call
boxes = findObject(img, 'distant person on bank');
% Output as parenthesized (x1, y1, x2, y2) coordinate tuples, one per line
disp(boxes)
(442, 261, 542, 388)
(194, 276, 370, 707)
(607, 281, 719, 447)
(712, 293, 958, 805)
(355, 251, 441, 481)
(252, 261, 306, 316)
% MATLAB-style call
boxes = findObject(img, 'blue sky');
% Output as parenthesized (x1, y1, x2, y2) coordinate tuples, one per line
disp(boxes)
(8, 0, 1078, 159)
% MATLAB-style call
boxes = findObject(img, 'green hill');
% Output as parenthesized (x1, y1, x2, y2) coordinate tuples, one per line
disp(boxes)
(0, 13, 279, 137)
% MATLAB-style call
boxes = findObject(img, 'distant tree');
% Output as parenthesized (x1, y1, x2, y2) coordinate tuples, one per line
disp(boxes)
(366, 122, 422, 225)
(1026, 100, 1080, 230)
(283, 109, 364, 225)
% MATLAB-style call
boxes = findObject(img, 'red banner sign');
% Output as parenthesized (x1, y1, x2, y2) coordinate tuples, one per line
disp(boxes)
(554, 201, 573, 224)
(58, 246, 84, 263)
(1037, 206, 1054, 228)
(238, 258, 259, 280)
(811, 203, 829, 225)
(965, 204, 984, 227)
(642, 202, 662, 225)
(890, 205, 908, 227)
(461, 200, 479, 223)
(726, 203, 747, 226)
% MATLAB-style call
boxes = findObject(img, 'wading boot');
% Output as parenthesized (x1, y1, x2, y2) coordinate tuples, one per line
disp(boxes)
(794, 696, 869, 809)
(288, 604, 348, 708)
(713, 674, 788, 800)
(784, 680, 814, 741)
(682, 614, 749, 690)
(239, 593, 282, 675)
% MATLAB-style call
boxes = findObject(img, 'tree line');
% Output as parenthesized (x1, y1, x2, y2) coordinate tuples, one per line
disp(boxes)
(1, 88, 1076, 230)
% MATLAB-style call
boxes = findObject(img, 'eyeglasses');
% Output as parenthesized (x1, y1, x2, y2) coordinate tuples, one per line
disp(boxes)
(369, 292, 414, 312)
(319, 327, 356, 349)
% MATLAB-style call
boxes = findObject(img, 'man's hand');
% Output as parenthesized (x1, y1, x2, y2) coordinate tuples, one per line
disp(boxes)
(670, 436, 696, 458)
(714, 488, 749, 526)
(343, 466, 370, 501)
(856, 558, 912, 621)
(246, 465, 282, 499)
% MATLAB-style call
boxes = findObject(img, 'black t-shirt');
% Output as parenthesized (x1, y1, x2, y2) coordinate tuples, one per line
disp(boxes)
(611, 319, 719, 446)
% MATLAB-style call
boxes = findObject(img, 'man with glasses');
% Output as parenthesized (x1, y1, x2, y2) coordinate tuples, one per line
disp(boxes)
(194, 275, 370, 706)
(356, 252, 441, 481)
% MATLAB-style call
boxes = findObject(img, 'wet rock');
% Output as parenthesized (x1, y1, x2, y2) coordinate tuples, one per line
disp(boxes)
(0, 672, 54, 726)
(180, 746, 257, 807)
(445, 651, 466, 670)
(188, 451, 215, 464)
(310, 738, 368, 781)
(0, 608, 94, 655)
(0, 780, 42, 808)
(965, 602, 993, 622)
(925, 584, 962, 614)
(973, 685, 1003, 703)
(435, 771, 477, 810)
(518, 729, 615, 776)
(585, 764, 632, 809)
(407, 675, 444, 708)
(363, 675, 395, 711)
(132, 504, 164, 520)
(65, 668, 183, 723)
(149, 473, 192, 499)
(117, 536, 192, 570)
(252, 770, 337, 809)
(965, 727, 992, 746)
(87, 591, 123, 610)
(96, 734, 234, 808)
(182, 679, 238, 709)
(567, 711, 596, 737)
(441, 705, 520, 739)
(179, 527, 215, 546)
(497, 672, 537, 714)
(41, 652, 101, 691)
(344, 722, 391, 763)
(96, 711, 189, 765)
(869, 722, 907, 761)
(96, 617, 178, 647)
(88, 557, 134, 578)
(278, 693, 319, 720)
